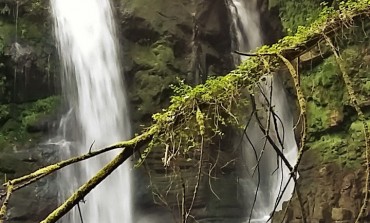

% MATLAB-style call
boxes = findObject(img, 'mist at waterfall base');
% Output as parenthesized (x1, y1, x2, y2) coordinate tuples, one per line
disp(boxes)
(229, 0, 298, 222)
(49, 0, 133, 222)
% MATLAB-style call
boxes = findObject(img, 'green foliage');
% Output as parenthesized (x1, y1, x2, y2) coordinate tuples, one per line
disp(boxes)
(134, 0, 370, 167)
(20, 96, 60, 128)
(0, 96, 60, 150)
(137, 73, 250, 166)
(308, 117, 370, 168)
(130, 40, 180, 122)
(0, 104, 9, 124)
(275, 0, 325, 34)
(308, 134, 359, 168)
(258, 0, 370, 56)
(301, 55, 345, 132)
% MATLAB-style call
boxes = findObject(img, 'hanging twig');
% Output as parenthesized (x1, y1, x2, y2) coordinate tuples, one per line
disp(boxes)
(77, 203, 84, 223)
(185, 106, 206, 222)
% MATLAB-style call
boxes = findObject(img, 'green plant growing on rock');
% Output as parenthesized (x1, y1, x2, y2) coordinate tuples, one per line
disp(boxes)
(0, 96, 60, 150)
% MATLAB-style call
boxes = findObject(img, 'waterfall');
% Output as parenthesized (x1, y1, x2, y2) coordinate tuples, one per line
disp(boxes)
(50, 0, 133, 222)
(228, 0, 262, 61)
(228, 0, 298, 221)
(240, 74, 298, 222)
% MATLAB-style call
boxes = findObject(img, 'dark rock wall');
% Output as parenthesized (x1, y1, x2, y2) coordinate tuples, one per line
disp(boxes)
(0, 0, 59, 103)
(115, 0, 234, 129)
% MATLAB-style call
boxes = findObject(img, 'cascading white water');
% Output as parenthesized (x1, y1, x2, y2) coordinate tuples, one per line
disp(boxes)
(50, 0, 132, 222)
(229, 0, 262, 61)
(240, 74, 298, 221)
(228, 0, 298, 221)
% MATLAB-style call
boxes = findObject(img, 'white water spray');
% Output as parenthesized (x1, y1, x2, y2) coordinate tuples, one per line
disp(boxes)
(229, 0, 262, 61)
(240, 74, 298, 221)
(51, 0, 132, 222)
(228, 0, 298, 221)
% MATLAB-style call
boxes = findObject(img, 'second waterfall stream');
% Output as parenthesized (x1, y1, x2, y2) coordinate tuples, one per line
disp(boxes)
(228, 0, 298, 221)
(50, 0, 133, 222)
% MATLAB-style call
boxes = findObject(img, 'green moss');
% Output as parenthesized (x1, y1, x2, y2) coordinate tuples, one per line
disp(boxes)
(0, 96, 60, 150)
(0, 104, 9, 124)
(123, 0, 191, 34)
(20, 96, 60, 128)
(306, 102, 330, 132)
(0, 22, 15, 49)
(135, 70, 176, 115)
(19, 19, 44, 42)
(130, 39, 180, 123)
(301, 55, 347, 133)
(308, 133, 361, 168)
(130, 40, 174, 72)
(271, 0, 325, 34)
(303, 56, 343, 105)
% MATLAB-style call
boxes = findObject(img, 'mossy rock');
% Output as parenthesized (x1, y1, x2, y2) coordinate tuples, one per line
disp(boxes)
(308, 133, 362, 168)
(122, 0, 192, 36)
(0, 103, 10, 125)
(0, 152, 36, 177)
(306, 101, 331, 132)
(0, 96, 60, 149)
(272, 0, 328, 34)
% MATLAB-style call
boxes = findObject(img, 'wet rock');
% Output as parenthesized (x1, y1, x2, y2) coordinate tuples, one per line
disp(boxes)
(331, 208, 352, 221)
(5, 42, 35, 66)
(26, 114, 58, 133)
(312, 202, 330, 221)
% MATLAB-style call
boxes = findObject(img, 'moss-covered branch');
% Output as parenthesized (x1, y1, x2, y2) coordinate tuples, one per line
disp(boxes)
(1, 132, 147, 188)
(39, 126, 157, 223)
(0, 182, 13, 223)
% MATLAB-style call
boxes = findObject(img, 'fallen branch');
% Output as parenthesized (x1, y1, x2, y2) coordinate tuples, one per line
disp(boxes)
(0, 182, 13, 223)
(40, 126, 157, 223)
(3, 138, 137, 187)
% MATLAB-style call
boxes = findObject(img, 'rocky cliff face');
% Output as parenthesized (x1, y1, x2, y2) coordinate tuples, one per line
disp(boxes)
(115, 0, 234, 129)
(0, 0, 58, 103)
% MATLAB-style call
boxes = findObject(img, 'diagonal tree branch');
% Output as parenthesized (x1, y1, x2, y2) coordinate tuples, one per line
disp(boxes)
(39, 126, 157, 223)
